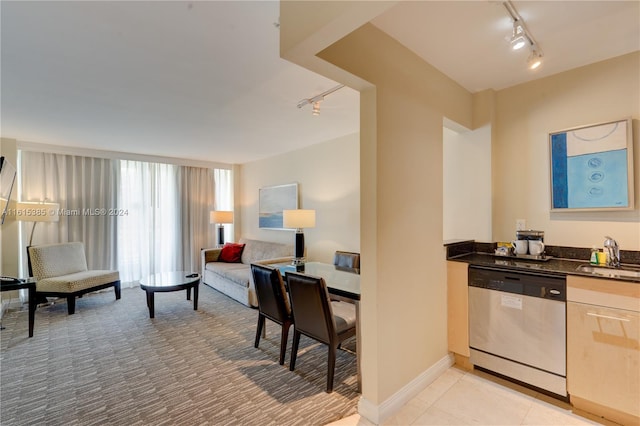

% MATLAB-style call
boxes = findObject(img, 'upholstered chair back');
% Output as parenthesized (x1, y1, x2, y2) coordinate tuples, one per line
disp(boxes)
(286, 272, 336, 344)
(28, 242, 88, 280)
(251, 264, 291, 323)
(333, 251, 360, 269)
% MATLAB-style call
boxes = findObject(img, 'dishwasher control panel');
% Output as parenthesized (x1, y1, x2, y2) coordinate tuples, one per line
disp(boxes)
(469, 266, 566, 301)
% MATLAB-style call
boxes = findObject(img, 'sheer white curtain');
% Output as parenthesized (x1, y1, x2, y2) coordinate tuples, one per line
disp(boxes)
(19, 151, 118, 276)
(117, 160, 181, 286)
(20, 152, 223, 288)
(117, 161, 217, 286)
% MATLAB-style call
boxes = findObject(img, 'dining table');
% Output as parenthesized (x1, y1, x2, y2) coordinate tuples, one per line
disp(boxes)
(274, 261, 361, 391)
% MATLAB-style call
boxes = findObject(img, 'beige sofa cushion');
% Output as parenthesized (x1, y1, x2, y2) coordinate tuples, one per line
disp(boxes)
(239, 238, 293, 265)
(205, 262, 249, 287)
(221, 268, 251, 288)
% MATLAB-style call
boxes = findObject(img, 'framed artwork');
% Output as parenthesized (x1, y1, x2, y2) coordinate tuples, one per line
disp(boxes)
(259, 183, 298, 229)
(549, 118, 634, 211)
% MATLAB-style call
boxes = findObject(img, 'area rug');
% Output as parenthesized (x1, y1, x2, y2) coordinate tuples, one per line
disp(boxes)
(0, 284, 359, 425)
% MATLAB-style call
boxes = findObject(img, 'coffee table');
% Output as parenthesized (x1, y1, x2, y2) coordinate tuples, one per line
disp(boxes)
(139, 271, 200, 318)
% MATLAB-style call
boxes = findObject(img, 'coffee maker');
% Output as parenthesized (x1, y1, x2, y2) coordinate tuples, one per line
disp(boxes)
(516, 229, 544, 242)
(514, 230, 546, 257)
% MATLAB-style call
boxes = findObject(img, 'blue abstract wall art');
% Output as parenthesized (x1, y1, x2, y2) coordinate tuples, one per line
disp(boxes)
(259, 183, 298, 229)
(550, 119, 633, 211)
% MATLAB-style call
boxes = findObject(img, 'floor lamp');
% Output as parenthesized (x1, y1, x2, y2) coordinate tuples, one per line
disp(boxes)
(17, 201, 59, 276)
(210, 210, 233, 246)
(283, 209, 315, 266)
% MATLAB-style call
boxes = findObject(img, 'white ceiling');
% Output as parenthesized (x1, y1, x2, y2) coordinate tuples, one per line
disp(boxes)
(2, 1, 639, 165)
(372, 1, 640, 93)
(1, 1, 360, 165)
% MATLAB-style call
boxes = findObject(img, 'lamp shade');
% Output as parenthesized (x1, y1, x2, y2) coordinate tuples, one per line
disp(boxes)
(16, 201, 60, 222)
(283, 209, 315, 229)
(210, 210, 233, 224)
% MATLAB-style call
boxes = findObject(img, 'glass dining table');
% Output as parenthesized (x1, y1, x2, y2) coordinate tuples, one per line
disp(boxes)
(273, 261, 361, 391)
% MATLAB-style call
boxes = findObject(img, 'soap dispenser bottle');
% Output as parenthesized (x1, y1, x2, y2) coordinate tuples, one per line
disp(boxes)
(590, 246, 599, 265)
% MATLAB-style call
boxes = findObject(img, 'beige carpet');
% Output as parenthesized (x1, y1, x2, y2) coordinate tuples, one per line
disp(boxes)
(0, 284, 358, 425)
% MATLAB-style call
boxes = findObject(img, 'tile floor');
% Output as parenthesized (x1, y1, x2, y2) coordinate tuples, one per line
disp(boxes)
(328, 366, 616, 426)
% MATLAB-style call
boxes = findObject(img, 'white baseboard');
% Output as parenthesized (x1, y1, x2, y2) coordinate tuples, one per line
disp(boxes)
(358, 353, 455, 425)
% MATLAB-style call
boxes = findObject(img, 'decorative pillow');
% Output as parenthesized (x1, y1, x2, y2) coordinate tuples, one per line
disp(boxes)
(219, 243, 245, 263)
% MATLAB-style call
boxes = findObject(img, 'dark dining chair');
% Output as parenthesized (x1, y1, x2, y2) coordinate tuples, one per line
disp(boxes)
(251, 264, 293, 365)
(285, 271, 357, 393)
(333, 251, 360, 269)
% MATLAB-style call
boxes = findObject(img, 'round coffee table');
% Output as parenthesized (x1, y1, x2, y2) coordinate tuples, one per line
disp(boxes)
(139, 271, 200, 318)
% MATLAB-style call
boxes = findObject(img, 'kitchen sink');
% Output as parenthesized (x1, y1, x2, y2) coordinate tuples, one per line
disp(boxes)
(577, 264, 640, 279)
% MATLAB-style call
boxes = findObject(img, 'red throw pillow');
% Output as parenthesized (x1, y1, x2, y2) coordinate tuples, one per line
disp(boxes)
(219, 243, 245, 263)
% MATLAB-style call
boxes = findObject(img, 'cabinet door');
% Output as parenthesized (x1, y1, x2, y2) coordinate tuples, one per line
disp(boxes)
(447, 261, 469, 356)
(567, 301, 640, 420)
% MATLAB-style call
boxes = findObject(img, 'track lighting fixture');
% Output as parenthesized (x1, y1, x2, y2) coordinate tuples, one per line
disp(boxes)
(503, 1, 543, 70)
(510, 20, 526, 50)
(528, 47, 543, 70)
(297, 84, 345, 116)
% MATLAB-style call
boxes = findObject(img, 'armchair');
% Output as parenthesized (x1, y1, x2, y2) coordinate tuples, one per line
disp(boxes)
(27, 242, 121, 315)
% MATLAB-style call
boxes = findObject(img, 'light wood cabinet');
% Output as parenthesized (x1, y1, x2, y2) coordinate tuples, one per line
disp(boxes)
(447, 261, 469, 358)
(567, 275, 640, 425)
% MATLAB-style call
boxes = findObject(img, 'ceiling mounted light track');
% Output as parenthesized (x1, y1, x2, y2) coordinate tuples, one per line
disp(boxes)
(297, 84, 345, 116)
(503, 1, 544, 70)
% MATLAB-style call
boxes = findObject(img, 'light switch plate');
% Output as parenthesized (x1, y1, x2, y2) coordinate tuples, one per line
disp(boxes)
(516, 219, 526, 231)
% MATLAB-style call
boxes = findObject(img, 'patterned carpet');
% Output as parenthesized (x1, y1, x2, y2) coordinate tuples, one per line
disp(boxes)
(0, 284, 359, 425)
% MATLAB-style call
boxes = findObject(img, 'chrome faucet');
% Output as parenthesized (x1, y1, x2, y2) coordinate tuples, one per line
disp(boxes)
(603, 236, 620, 267)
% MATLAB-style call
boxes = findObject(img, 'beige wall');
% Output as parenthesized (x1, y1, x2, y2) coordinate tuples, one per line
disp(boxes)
(493, 52, 640, 249)
(280, 2, 639, 413)
(315, 23, 474, 405)
(238, 133, 360, 263)
(443, 125, 492, 242)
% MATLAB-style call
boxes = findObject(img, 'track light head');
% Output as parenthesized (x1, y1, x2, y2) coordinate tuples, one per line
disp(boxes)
(503, 1, 543, 71)
(296, 84, 344, 116)
(510, 21, 526, 50)
(528, 47, 543, 70)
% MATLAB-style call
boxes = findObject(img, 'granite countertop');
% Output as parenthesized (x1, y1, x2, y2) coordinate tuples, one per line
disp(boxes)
(446, 241, 640, 284)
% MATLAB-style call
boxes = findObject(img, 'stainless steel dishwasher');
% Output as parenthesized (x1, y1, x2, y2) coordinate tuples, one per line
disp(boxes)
(468, 265, 567, 397)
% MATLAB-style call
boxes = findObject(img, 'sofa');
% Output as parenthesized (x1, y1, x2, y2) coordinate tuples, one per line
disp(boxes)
(201, 238, 293, 307)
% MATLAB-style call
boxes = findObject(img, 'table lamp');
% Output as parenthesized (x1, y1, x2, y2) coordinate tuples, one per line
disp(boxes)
(283, 209, 315, 265)
(210, 210, 233, 246)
